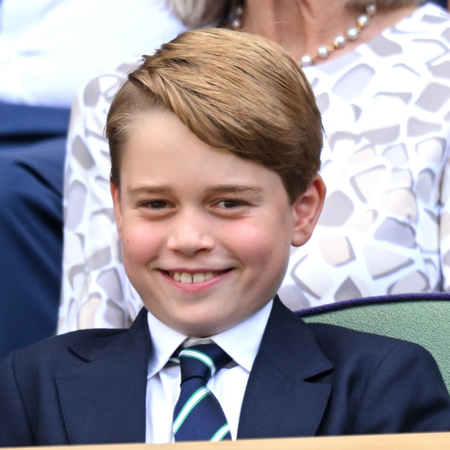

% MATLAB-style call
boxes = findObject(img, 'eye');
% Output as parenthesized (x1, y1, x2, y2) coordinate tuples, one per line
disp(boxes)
(217, 199, 248, 209)
(140, 200, 169, 209)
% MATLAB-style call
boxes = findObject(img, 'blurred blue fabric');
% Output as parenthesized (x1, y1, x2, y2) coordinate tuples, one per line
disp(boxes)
(0, 102, 69, 361)
(430, 0, 447, 9)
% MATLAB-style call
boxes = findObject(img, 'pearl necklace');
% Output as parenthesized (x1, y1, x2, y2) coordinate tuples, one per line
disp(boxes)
(231, 3, 377, 67)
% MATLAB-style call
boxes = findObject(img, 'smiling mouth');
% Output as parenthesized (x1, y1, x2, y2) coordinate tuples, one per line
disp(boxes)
(167, 270, 230, 284)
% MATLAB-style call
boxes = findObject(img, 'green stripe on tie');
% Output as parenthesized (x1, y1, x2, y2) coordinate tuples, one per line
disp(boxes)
(173, 386, 210, 434)
(211, 424, 231, 441)
(180, 348, 216, 377)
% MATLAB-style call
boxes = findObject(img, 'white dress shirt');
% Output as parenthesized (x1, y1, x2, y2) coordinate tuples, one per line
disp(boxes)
(145, 300, 273, 443)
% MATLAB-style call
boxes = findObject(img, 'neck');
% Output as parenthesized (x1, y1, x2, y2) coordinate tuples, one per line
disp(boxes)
(241, 0, 419, 64)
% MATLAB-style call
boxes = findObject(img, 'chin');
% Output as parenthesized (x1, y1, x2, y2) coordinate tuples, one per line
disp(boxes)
(175, 316, 230, 337)
(168, 308, 237, 337)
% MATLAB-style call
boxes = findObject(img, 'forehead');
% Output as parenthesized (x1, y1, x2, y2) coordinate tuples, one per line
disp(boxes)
(119, 109, 288, 199)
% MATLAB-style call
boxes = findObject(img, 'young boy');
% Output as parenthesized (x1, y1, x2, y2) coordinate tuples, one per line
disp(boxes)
(0, 28, 449, 446)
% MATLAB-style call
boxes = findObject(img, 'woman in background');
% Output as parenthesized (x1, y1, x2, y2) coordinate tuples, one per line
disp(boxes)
(59, 0, 450, 331)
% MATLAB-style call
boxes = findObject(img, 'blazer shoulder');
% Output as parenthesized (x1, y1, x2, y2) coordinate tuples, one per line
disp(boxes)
(300, 322, 450, 434)
(303, 321, 445, 388)
(3, 328, 128, 375)
(7, 307, 150, 369)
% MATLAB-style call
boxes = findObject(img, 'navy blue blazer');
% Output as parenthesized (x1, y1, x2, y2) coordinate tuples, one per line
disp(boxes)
(1, 298, 450, 446)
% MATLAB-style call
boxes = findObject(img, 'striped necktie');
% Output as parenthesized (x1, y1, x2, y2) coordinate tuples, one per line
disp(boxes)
(172, 343, 232, 442)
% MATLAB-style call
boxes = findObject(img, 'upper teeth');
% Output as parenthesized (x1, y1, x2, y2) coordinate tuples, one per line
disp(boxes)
(172, 272, 215, 284)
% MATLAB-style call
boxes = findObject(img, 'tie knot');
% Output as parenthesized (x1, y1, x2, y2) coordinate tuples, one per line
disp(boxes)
(177, 344, 231, 384)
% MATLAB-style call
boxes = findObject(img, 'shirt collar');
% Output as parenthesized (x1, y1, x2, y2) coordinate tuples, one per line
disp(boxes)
(147, 299, 273, 378)
(211, 300, 273, 372)
(147, 313, 187, 379)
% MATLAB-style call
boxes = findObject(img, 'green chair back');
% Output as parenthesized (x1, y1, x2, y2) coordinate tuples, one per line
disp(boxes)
(297, 293, 450, 392)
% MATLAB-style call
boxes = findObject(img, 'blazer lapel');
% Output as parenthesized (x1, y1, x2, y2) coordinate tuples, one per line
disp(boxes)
(55, 308, 150, 444)
(238, 298, 333, 439)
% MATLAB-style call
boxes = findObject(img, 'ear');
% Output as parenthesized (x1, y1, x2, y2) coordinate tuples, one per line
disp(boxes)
(110, 179, 123, 240)
(291, 174, 326, 247)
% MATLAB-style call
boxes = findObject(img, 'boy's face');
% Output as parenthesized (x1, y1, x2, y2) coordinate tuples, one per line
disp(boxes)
(111, 109, 325, 337)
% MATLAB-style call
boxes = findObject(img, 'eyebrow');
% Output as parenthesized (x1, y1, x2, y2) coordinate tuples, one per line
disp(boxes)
(126, 184, 263, 196)
(206, 184, 264, 195)
(127, 185, 171, 196)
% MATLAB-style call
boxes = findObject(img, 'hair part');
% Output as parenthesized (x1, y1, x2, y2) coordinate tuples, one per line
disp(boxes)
(106, 28, 323, 203)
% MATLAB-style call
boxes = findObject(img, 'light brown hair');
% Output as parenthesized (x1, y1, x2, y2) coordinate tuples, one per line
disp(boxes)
(106, 28, 323, 203)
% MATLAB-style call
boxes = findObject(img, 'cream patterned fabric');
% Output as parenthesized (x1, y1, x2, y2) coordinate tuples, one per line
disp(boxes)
(281, 3, 450, 310)
(58, 4, 450, 332)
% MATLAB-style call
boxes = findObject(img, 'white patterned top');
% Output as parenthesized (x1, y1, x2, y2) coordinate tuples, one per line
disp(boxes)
(58, 3, 450, 332)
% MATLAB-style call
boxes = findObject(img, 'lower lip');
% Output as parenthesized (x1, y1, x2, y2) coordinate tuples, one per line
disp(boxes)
(160, 270, 232, 293)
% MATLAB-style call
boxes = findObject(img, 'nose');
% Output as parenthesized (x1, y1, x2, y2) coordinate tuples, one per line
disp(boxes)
(166, 208, 215, 256)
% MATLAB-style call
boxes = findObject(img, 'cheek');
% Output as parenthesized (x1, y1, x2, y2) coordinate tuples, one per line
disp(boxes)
(225, 219, 289, 266)
(121, 222, 163, 265)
